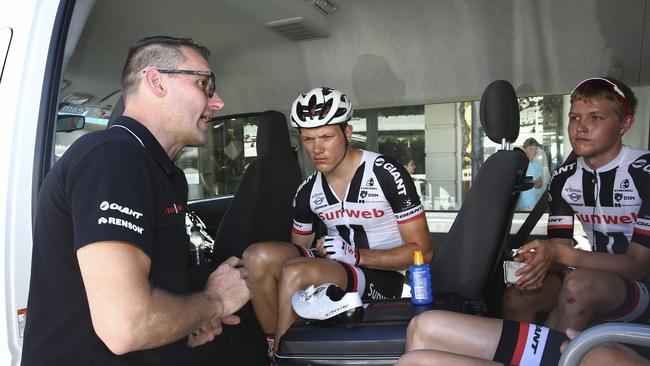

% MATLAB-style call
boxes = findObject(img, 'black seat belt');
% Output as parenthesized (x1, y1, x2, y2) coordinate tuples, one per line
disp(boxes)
(509, 151, 578, 250)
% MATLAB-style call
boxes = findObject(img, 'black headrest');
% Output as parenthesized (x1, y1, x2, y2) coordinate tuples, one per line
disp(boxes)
(107, 94, 125, 127)
(256, 110, 293, 158)
(479, 80, 520, 144)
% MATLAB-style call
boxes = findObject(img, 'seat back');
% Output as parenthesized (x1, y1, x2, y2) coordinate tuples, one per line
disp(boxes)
(212, 110, 302, 262)
(188, 110, 303, 365)
(431, 80, 528, 301)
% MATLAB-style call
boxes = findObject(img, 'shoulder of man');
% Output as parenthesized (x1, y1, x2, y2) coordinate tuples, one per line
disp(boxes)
(626, 146, 650, 168)
(370, 153, 407, 174)
(293, 170, 319, 204)
(371, 153, 421, 208)
(59, 128, 150, 174)
(627, 147, 650, 182)
(296, 170, 319, 193)
(549, 157, 578, 184)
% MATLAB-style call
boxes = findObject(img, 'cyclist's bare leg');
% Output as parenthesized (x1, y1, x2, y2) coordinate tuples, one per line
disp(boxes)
(405, 310, 502, 360)
(274, 257, 348, 351)
(502, 274, 561, 322)
(545, 269, 627, 331)
(396, 349, 500, 366)
(243, 241, 302, 332)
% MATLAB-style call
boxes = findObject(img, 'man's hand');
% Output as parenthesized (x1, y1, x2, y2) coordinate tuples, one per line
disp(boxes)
(187, 315, 240, 347)
(323, 235, 359, 266)
(510, 239, 559, 290)
(204, 256, 251, 318)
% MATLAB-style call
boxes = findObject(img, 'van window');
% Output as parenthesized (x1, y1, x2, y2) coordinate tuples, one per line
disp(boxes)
(350, 94, 566, 211)
(177, 114, 264, 201)
(55, 104, 110, 159)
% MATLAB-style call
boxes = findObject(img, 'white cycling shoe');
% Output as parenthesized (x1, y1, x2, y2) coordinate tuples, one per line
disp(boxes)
(291, 283, 364, 327)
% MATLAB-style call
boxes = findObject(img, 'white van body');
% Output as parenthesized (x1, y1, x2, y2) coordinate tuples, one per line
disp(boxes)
(1, 0, 649, 364)
(0, 1, 61, 363)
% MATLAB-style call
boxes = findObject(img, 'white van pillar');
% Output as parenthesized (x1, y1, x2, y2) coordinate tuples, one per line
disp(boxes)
(424, 103, 460, 210)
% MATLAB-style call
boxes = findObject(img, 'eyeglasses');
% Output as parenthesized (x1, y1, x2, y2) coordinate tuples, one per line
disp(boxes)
(155, 69, 216, 98)
(571, 77, 629, 116)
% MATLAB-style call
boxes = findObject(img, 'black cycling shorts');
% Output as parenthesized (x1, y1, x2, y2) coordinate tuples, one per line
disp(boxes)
(493, 320, 567, 366)
(601, 278, 650, 324)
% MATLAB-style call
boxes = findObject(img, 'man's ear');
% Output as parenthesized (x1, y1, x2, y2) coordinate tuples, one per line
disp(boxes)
(620, 114, 634, 136)
(344, 124, 353, 139)
(142, 69, 166, 97)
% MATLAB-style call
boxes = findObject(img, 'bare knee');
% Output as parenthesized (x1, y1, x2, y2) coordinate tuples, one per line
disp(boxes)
(502, 286, 527, 311)
(558, 270, 594, 305)
(243, 241, 286, 278)
(406, 311, 448, 350)
(278, 259, 311, 288)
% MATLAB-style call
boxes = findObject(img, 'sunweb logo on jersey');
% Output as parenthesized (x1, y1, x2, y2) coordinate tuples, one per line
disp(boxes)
(318, 208, 385, 221)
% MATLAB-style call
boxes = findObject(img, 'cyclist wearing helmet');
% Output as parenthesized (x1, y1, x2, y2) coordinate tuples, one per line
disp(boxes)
(243, 87, 434, 358)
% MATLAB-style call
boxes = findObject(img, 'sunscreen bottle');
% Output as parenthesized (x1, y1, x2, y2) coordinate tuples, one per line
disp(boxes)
(409, 250, 433, 305)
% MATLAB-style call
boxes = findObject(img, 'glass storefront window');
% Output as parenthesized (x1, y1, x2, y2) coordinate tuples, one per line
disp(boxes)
(353, 94, 567, 212)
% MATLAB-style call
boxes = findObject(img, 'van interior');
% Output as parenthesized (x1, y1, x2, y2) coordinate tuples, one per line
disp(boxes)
(14, 0, 650, 364)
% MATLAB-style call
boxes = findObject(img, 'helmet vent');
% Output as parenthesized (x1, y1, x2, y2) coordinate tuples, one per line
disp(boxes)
(265, 17, 329, 41)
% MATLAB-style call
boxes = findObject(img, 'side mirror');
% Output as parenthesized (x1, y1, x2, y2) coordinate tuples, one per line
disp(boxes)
(56, 114, 85, 132)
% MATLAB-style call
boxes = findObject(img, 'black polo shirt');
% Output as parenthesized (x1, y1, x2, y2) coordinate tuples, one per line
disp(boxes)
(22, 117, 190, 365)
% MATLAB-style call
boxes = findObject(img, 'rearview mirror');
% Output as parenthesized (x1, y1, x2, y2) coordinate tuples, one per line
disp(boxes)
(56, 114, 85, 132)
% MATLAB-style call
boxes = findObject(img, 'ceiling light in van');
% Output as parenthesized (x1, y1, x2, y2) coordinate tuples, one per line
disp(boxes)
(313, 0, 337, 17)
(265, 17, 328, 41)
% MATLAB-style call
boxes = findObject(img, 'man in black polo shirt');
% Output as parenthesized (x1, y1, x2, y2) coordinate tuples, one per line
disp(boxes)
(22, 36, 251, 365)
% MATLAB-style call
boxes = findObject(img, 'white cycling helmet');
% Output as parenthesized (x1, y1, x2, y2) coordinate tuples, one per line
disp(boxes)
(290, 87, 353, 128)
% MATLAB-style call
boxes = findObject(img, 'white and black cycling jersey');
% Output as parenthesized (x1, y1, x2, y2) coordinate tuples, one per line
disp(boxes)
(548, 145, 650, 253)
(292, 150, 424, 250)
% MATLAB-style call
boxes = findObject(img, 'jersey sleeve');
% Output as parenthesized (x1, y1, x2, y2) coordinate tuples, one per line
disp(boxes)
(547, 165, 574, 239)
(291, 173, 318, 235)
(67, 140, 156, 256)
(372, 155, 424, 224)
(629, 153, 650, 248)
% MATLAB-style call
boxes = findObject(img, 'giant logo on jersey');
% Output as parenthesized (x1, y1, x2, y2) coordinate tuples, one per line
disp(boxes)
(99, 201, 143, 219)
(318, 208, 385, 221)
(632, 158, 650, 174)
(551, 162, 576, 181)
(374, 157, 407, 195)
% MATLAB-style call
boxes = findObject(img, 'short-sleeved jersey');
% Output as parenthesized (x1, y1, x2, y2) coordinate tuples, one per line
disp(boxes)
(22, 117, 190, 365)
(547, 145, 650, 254)
(292, 150, 424, 250)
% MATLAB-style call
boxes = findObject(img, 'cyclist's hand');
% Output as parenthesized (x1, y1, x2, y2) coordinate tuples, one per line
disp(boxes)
(323, 235, 359, 266)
